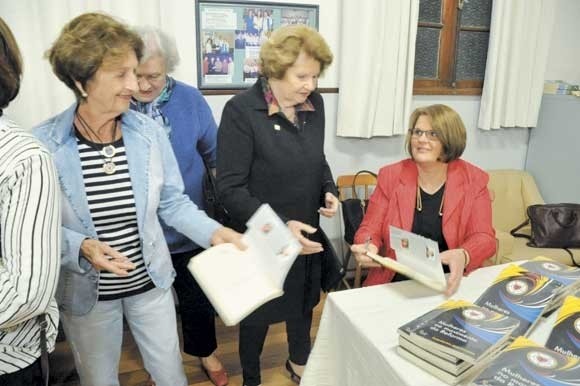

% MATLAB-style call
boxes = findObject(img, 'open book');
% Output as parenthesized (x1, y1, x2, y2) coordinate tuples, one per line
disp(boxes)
(188, 204, 301, 326)
(365, 226, 447, 291)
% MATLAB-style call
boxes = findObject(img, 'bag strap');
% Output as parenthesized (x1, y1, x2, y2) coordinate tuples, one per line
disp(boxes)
(202, 159, 218, 201)
(552, 210, 578, 228)
(562, 248, 580, 268)
(350, 170, 377, 200)
(511, 218, 580, 268)
(38, 314, 49, 386)
(509, 218, 531, 240)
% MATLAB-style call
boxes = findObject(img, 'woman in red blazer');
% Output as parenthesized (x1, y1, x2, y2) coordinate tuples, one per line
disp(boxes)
(352, 104, 495, 295)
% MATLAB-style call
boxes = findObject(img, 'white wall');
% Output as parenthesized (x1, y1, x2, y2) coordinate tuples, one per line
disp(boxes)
(544, 0, 580, 83)
(2, 0, 576, 251)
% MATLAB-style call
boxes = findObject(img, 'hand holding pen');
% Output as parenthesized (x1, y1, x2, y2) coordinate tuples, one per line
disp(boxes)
(350, 236, 380, 267)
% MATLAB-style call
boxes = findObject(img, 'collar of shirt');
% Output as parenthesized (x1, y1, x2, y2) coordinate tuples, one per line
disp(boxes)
(260, 77, 315, 125)
(131, 76, 175, 132)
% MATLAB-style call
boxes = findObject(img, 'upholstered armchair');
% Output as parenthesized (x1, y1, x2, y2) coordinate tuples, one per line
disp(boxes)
(487, 169, 579, 266)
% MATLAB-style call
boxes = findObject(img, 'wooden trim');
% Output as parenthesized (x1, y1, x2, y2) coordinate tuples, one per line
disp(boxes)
(439, 0, 458, 84)
(318, 87, 339, 94)
(460, 26, 490, 32)
(455, 80, 483, 89)
(201, 87, 339, 96)
(414, 79, 448, 88)
(413, 86, 482, 95)
(417, 21, 443, 29)
(202, 89, 246, 96)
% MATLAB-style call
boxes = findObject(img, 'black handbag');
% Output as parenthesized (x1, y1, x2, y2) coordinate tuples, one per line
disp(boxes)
(201, 159, 231, 225)
(510, 203, 580, 265)
(319, 229, 345, 292)
(341, 170, 377, 245)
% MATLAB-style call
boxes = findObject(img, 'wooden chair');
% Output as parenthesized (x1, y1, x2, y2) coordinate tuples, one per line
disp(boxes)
(337, 172, 377, 288)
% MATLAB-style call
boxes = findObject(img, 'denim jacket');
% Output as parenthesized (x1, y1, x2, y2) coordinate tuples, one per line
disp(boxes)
(33, 104, 220, 316)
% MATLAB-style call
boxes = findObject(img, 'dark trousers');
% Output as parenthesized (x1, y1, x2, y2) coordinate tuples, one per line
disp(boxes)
(239, 312, 313, 386)
(172, 249, 217, 357)
(0, 358, 42, 386)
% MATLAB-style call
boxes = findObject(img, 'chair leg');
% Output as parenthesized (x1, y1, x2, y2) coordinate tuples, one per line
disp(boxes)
(343, 249, 352, 272)
(341, 277, 352, 290)
(354, 263, 363, 288)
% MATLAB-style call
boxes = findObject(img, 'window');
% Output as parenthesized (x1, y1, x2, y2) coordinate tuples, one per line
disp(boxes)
(413, 0, 492, 95)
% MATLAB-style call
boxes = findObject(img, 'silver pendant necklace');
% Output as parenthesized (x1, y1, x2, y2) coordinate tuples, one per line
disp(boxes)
(76, 112, 119, 175)
(101, 145, 117, 175)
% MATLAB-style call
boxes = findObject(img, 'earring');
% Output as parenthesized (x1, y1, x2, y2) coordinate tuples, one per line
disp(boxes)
(81, 91, 88, 98)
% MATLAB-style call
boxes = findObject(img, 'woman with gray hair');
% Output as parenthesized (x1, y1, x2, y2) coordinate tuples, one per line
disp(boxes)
(130, 26, 228, 386)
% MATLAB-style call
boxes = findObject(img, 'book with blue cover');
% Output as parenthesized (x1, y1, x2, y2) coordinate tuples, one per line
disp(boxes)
(469, 336, 580, 386)
(403, 299, 519, 364)
(521, 256, 580, 287)
(474, 264, 564, 338)
(545, 295, 580, 360)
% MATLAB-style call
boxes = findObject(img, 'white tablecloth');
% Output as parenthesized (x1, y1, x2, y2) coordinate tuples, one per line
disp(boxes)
(301, 263, 554, 386)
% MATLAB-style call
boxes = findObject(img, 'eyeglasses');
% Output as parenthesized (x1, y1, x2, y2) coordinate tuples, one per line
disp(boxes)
(137, 73, 165, 84)
(409, 128, 440, 141)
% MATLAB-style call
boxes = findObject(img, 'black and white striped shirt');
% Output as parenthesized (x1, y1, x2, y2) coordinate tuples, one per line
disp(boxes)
(76, 132, 153, 301)
(0, 116, 60, 375)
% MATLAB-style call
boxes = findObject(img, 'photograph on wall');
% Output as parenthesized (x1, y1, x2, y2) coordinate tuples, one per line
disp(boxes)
(196, 0, 319, 90)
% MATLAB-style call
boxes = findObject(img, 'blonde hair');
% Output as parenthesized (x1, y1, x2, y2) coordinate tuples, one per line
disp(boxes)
(259, 25, 332, 79)
(405, 104, 467, 162)
(46, 12, 143, 100)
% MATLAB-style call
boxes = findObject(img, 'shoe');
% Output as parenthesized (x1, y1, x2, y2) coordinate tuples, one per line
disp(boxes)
(144, 373, 155, 386)
(202, 363, 229, 386)
(285, 360, 302, 384)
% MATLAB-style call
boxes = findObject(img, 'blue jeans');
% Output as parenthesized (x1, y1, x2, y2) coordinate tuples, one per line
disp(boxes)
(60, 287, 187, 386)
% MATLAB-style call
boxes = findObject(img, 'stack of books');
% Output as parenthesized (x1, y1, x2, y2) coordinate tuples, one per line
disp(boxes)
(543, 80, 576, 94)
(521, 256, 580, 309)
(473, 264, 564, 336)
(469, 296, 580, 384)
(468, 336, 580, 385)
(396, 300, 519, 385)
(397, 263, 568, 384)
(544, 295, 580, 360)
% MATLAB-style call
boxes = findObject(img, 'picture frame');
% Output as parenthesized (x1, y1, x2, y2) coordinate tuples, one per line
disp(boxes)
(195, 0, 319, 90)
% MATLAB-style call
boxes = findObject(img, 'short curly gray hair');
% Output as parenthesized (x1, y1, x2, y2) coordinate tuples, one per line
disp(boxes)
(133, 26, 180, 73)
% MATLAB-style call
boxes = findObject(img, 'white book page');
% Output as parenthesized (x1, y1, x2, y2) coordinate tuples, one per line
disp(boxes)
(188, 243, 282, 326)
(389, 226, 447, 290)
(188, 204, 300, 326)
(243, 205, 301, 289)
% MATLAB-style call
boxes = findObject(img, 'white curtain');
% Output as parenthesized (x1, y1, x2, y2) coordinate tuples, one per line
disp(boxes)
(478, 0, 555, 130)
(336, 0, 419, 138)
(0, 0, 196, 129)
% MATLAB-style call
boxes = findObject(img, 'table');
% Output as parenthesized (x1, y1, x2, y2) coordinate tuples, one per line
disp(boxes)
(301, 263, 554, 386)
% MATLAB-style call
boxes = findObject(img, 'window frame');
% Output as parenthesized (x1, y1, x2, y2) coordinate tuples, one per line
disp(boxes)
(413, 0, 490, 95)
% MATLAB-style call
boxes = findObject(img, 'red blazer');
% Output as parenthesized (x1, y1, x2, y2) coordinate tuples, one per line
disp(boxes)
(354, 159, 496, 286)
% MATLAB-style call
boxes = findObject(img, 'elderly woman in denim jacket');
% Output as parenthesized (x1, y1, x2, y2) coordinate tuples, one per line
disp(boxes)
(33, 13, 243, 386)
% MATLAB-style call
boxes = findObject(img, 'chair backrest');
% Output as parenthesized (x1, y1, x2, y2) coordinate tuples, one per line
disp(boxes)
(487, 169, 545, 232)
(336, 173, 377, 201)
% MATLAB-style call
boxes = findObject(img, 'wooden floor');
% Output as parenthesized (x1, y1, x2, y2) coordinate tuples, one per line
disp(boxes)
(50, 294, 327, 386)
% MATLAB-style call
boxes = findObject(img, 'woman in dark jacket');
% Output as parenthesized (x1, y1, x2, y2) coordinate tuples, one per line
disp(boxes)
(216, 25, 338, 386)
